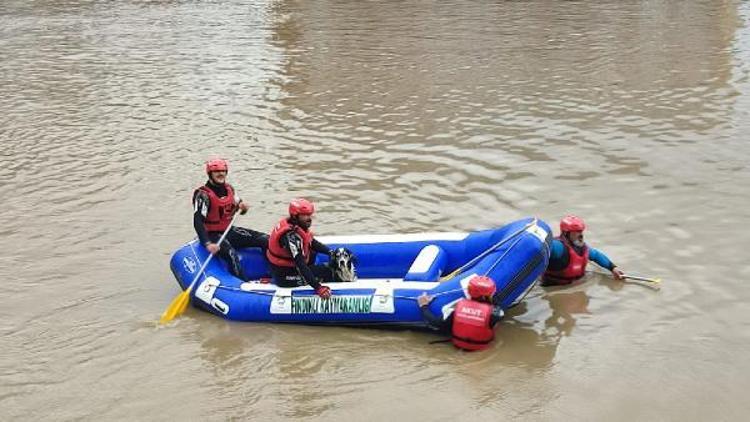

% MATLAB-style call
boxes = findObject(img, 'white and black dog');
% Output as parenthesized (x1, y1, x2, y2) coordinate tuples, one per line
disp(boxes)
(329, 247, 357, 282)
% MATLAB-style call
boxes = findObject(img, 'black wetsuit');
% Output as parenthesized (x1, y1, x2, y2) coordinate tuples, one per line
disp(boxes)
(269, 230, 335, 289)
(192, 181, 268, 281)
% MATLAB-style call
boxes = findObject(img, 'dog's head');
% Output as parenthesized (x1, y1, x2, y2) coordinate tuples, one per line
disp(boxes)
(330, 247, 357, 282)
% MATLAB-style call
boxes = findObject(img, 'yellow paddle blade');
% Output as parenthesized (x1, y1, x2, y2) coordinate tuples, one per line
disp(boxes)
(159, 290, 191, 324)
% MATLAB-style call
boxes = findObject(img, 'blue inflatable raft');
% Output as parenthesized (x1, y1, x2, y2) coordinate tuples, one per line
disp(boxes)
(169, 217, 552, 326)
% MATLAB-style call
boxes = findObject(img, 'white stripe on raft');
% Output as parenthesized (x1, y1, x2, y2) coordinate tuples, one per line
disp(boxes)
(318, 232, 469, 244)
(188, 232, 469, 246)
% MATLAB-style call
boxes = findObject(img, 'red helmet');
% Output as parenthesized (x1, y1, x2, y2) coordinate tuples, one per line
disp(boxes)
(289, 198, 315, 217)
(560, 215, 586, 233)
(205, 158, 228, 174)
(467, 276, 496, 299)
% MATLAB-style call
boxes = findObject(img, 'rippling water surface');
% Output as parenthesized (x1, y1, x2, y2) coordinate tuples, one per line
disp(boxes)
(2, 1, 749, 420)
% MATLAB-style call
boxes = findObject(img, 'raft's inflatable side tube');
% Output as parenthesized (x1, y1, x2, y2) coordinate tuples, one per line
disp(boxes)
(169, 217, 551, 325)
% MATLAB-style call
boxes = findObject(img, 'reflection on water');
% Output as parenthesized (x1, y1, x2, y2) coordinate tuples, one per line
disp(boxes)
(261, 0, 747, 236)
(497, 275, 658, 369)
(500, 284, 593, 369)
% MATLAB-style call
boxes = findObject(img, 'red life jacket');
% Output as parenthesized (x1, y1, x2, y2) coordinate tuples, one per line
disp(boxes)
(451, 299, 494, 351)
(544, 235, 589, 283)
(266, 218, 314, 268)
(195, 184, 236, 232)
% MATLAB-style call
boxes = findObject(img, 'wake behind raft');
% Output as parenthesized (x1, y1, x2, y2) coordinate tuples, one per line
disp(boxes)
(169, 217, 552, 325)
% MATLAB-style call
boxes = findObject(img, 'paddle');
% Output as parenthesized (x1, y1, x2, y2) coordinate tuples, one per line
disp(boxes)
(623, 274, 661, 284)
(587, 269, 662, 285)
(159, 213, 239, 324)
(439, 219, 538, 282)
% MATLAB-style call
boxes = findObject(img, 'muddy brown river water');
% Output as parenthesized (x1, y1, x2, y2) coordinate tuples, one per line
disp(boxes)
(1, 1, 749, 420)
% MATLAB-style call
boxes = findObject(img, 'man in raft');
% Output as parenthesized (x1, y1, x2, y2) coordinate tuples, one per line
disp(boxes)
(266, 198, 351, 300)
(543, 215, 625, 286)
(192, 158, 268, 281)
(418, 275, 504, 351)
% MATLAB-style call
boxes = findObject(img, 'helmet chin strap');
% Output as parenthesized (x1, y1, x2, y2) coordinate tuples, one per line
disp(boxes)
(208, 174, 224, 185)
(290, 215, 310, 229)
(564, 232, 585, 249)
